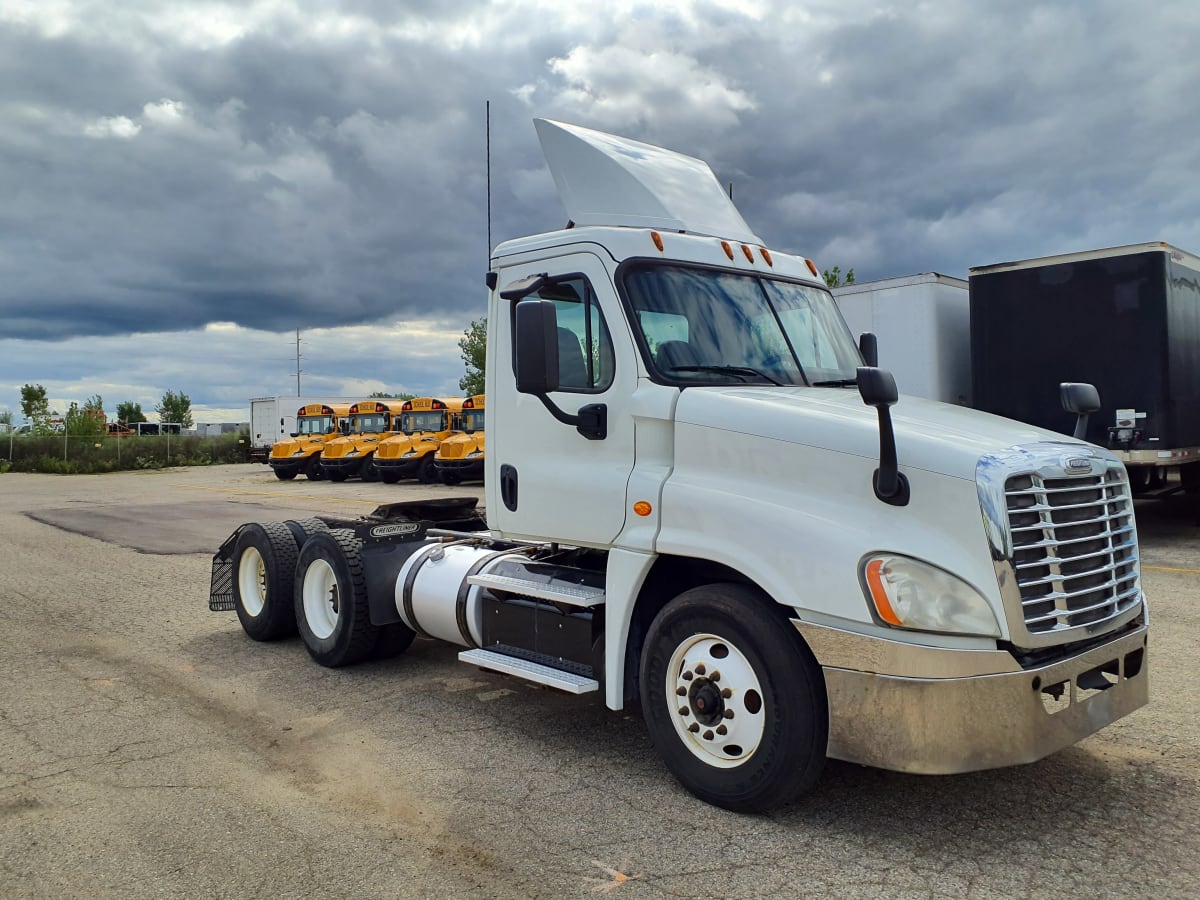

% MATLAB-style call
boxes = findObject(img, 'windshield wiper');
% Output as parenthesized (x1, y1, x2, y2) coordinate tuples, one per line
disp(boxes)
(667, 365, 783, 386)
(809, 378, 858, 387)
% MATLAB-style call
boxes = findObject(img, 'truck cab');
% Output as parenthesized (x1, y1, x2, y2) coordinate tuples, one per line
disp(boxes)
(214, 119, 1148, 813)
(320, 400, 396, 481)
(373, 397, 463, 484)
(434, 395, 485, 484)
(267, 402, 351, 480)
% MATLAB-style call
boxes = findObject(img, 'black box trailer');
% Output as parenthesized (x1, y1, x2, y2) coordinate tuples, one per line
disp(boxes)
(969, 242, 1200, 487)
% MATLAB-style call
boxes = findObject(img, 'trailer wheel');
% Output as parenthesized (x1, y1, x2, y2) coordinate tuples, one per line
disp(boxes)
(304, 456, 324, 480)
(295, 529, 378, 666)
(639, 583, 827, 812)
(273, 468, 297, 481)
(416, 455, 437, 484)
(232, 522, 299, 641)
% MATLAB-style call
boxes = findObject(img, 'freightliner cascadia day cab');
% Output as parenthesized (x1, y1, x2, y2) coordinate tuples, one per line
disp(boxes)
(373, 397, 464, 484)
(268, 402, 352, 480)
(434, 394, 485, 484)
(211, 120, 1149, 812)
(320, 400, 397, 481)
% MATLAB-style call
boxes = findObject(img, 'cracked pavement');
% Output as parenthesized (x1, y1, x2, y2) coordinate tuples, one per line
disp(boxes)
(1, 464, 1198, 897)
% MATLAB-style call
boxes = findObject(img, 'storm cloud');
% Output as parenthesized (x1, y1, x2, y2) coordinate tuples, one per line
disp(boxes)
(2, 0, 1198, 420)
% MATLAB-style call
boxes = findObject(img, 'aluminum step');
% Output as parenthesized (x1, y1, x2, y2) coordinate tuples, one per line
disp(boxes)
(458, 648, 599, 694)
(467, 572, 605, 608)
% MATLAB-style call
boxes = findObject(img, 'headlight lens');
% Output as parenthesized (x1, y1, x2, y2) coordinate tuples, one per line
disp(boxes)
(291, 450, 304, 457)
(347, 450, 360, 457)
(467, 451, 483, 458)
(402, 451, 417, 458)
(862, 555, 1000, 638)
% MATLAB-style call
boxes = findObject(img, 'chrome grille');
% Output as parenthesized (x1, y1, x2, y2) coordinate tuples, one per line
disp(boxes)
(1004, 470, 1140, 634)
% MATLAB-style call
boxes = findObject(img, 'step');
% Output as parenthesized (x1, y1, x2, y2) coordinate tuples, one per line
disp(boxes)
(458, 648, 599, 694)
(468, 572, 606, 608)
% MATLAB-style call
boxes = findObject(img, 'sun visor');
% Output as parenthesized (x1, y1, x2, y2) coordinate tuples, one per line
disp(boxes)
(534, 118, 761, 245)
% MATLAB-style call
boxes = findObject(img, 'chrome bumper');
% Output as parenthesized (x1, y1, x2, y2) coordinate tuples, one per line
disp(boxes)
(795, 620, 1149, 775)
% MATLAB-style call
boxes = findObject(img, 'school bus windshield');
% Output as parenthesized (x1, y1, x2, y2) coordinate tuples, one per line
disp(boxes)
(461, 410, 485, 432)
(296, 415, 334, 435)
(398, 411, 446, 433)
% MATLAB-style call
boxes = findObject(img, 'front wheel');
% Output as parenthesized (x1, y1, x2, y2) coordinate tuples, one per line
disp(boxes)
(273, 468, 297, 481)
(378, 469, 400, 484)
(305, 456, 324, 480)
(439, 468, 461, 486)
(416, 454, 437, 484)
(639, 583, 828, 812)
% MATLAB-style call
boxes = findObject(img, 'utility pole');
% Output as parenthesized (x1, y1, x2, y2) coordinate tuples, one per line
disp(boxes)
(296, 329, 302, 395)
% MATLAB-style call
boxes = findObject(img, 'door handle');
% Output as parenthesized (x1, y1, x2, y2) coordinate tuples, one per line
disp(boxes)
(500, 464, 518, 511)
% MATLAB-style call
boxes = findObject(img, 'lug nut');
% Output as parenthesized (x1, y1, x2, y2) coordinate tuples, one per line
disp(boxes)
(723, 710, 734, 719)
(716, 725, 728, 736)
(703, 730, 714, 741)
(721, 688, 732, 698)
(710, 670, 720, 682)
(695, 663, 706, 675)
(682, 671, 693, 681)
(676, 687, 687, 696)
(678, 707, 690, 717)
(688, 723, 700, 733)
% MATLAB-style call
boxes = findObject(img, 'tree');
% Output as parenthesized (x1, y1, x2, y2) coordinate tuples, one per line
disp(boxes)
(458, 318, 486, 396)
(65, 396, 106, 436)
(368, 391, 417, 401)
(823, 265, 855, 288)
(20, 383, 56, 434)
(0, 408, 11, 426)
(116, 401, 147, 425)
(157, 389, 194, 429)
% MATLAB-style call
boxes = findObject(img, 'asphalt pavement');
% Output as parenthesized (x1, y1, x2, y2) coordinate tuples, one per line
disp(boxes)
(1, 464, 1197, 898)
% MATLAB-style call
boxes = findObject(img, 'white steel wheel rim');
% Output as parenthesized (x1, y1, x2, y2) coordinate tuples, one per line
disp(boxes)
(303, 559, 340, 639)
(237, 547, 267, 617)
(666, 632, 765, 769)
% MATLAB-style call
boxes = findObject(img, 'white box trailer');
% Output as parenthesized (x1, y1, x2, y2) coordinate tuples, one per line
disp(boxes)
(833, 273, 971, 406)
(249, 397, 327, 461)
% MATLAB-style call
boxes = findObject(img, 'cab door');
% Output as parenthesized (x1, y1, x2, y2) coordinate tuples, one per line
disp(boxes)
(487, 250, 637, 547)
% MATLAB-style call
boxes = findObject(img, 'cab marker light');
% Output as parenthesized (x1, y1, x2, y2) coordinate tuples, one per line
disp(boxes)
(633, 501, 653, 517)
(651, 231, 664, 252)
(805, 258, 819, 277)
(741, 244, 755, 263)
(721, 241, 735, 260)
(760, 248, 773, 266)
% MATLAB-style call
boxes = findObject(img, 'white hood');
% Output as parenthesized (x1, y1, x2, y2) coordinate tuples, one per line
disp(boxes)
(674, 386, 1093, 481)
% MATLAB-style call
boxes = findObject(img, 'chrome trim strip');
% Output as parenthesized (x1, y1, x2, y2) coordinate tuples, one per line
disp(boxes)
(793, 621, 1020, 679)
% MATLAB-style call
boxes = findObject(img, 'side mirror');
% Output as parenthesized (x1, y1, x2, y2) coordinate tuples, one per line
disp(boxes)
(1060, 382, 1100, 440)
(858, 332, 879, 368)
(515, 300, 560, 395)
(857, 366, 909, 506)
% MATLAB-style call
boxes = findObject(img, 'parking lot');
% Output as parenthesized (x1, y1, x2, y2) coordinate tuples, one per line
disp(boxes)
(1, 464, 1198, 898)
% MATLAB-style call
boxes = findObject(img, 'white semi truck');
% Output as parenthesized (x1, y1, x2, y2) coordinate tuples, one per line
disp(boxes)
(210, 120, 1149, 812)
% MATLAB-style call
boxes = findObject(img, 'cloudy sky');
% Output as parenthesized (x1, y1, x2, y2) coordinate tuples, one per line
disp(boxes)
(2, 0, 1197, 424)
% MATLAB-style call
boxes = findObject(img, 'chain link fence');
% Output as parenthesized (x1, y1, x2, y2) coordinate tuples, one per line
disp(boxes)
(1, 431, 251, 474)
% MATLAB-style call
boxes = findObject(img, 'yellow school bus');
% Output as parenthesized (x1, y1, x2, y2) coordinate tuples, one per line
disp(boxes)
(320, 400, 399, 481)
(267, 402, 352, 480)
(434, 394, 485, 485)
(373, 397, 465, 484)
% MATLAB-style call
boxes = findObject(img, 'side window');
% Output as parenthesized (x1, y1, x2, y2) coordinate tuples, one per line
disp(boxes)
(513, 275, 615, 393)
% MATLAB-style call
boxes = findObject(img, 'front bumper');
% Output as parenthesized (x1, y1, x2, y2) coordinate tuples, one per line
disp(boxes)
(268, 459, 304, 476)
(374, 456, 425, 475)
(321, 456, 370, 474)
(435, 458, 484, 478)
(796, 620, 1149, 774)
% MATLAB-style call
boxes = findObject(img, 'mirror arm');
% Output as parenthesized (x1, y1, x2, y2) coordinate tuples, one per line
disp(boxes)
(534, 395, 607, 441)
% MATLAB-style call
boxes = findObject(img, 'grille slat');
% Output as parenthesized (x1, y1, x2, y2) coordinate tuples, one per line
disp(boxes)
(1005, 469, 1141, 634)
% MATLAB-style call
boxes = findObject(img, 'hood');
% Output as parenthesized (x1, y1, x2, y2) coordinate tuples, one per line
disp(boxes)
(438, 433, 485, 459)
(377, 433, 438, 459)
(674, 386, 1094, 481)
(322, 434, 380, 459)
(269, 436, 323, 458)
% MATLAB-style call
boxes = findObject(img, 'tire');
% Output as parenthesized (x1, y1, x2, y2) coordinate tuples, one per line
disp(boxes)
(305, 456, 324, 480)
(282, 517, 329, 549)
(440, 469, 461, 486)
(294, 529, 378, 666)
(372, 623, 417, 659)
(360, 458, 379, 482)
(327, 469, 348, 483)
(378, 469, 400, 485)
(232, 522, 300, 641)
(416, 454, 437, 484)
(273, 468, 297, 481)
(639, 583, 828, 812)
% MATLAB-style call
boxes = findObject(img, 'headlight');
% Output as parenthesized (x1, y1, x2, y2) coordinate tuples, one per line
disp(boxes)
(402, 451, 417, 458)
(291, 450, 305, 457)
(467, 451, 483, 458)
(861, 555, 1000, 638)
(347, 450, 360, 457)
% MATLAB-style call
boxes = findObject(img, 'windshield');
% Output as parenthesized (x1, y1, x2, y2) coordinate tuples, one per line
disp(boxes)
(398, 411, 445, 433)
(623, 264, 862, 386)
(296, 415, 334, 435)
(461, 410, 485, 432)
(351, 413, 388, 433)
